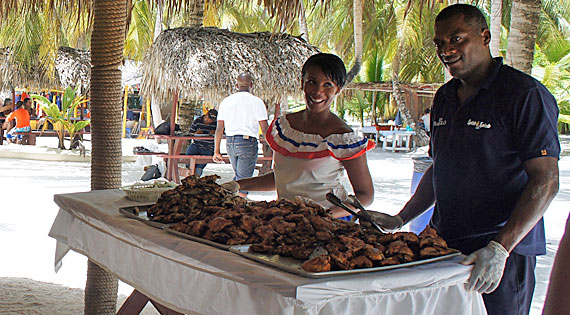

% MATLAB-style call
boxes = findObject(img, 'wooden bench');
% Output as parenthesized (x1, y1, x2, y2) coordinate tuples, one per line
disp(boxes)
(158, 154, 273, 183)
(14, 130, 90, 146)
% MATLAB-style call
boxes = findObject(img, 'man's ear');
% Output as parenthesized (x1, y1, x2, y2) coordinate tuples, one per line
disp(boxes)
(482, 29, 491, 46)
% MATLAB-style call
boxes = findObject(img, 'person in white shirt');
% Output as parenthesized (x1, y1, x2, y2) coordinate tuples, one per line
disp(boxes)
(421, 108, 431, 134)
(213, 73, 269, 194)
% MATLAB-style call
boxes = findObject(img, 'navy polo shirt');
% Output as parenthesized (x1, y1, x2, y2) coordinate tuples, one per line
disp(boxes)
(429, 58, 560, 256)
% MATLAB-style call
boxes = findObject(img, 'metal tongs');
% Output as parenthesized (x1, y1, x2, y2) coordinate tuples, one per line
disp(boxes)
(325, 192, 384, 233)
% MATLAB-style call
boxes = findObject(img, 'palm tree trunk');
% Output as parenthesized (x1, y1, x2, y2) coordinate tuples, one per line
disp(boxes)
(151, 0, 165, 128)
(490, 0, 502, 57)
(392, 37, 429, 147)
(178, 0, 205, 131)
(85, 0, 126, 313)
(506, 0, 541, 74)
(298, 0, 309, 42)
(188, 0, 205, 26)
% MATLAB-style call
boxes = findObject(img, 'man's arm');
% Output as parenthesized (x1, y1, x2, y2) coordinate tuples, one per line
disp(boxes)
(258, 120, 269, 137)
(213, 120, 225, 163)
(237, 171, 276, 191)
(543, 214, 570, 315)
(494, 156, 559, 252)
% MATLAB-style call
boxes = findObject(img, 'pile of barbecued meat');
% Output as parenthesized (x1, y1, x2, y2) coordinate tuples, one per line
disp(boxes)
(148, 175, 456, 272)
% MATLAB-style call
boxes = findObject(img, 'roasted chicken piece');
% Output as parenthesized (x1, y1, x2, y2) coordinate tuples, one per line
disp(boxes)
(350, 255, 374, 269)
(385, 240, 414, 257)
(268, 217, 296, 234)
(419, 236, 448, 249)
(362, 244, 385, 261)
(240, 215, 261, 234)
(310, 216, 338, 232)
(301, 255, 331, 272)
(291, 245, 314, 260)
(419, 226, 439, 238)
(330, 251, 352, 270)
(376, 233, 397, 245)
(338, 235, 366, 253)
(419, 246, 456, 259)
(394, 232, 419, 244)
(208, 217, 233, 233)
(254, 225, 278, 240)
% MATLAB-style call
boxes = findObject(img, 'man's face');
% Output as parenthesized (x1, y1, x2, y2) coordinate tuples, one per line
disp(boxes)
(433, 14, 490, 80)
(25, 100, 32, 108)
(203, 115, 215, 125)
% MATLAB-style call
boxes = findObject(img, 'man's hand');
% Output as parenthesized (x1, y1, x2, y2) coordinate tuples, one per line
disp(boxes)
(461, 240, 509, 294)
(362, 211, 404, 233)
(213, 152, 224, 163)
(221, 181, 240, 194)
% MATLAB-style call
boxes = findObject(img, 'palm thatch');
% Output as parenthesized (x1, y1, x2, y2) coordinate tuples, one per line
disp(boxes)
(141, 27, 319, 106)
(0, 46, 91, 92)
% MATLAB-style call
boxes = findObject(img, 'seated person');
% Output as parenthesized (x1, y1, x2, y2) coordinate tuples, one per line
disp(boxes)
(4, 101, 31, 144)
(0, 98, 13, 145)
(226, 53, 375, 218)
(185, 109, 217, 176)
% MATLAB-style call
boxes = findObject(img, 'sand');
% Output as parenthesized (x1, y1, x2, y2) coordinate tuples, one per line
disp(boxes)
(0, 135, 568, 314)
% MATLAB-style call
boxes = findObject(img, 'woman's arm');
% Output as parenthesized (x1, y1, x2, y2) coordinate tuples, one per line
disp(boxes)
(335, 154, 374, 217)
(236, 171, 276, 191)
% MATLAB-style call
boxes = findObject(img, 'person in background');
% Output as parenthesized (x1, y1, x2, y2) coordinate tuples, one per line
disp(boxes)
(185, 109, 218, 176)
(23, 98, 34, 118)
(366, 5, 559, 315)
(0, 98, 13, 145)
(420, 108, 431, 135)
(213, 72, 269, 195)
(542, 213, 570, 315)
(4, 100, 31, 144)
(224, 53, 375, 217)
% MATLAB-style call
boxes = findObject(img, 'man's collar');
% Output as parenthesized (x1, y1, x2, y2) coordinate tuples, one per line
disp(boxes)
(447, 57, 502, 92)
(480, 57, 503, 90)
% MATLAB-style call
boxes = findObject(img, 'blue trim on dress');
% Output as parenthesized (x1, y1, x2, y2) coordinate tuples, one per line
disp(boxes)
(274, 118, 367, 150)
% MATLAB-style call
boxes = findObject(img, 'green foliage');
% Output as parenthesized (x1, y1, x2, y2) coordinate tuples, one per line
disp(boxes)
(32, 86, 90, 150)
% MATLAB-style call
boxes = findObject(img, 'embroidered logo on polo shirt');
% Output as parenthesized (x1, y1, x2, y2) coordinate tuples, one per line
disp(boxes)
(467, 119, 491, 129)
(433, 118, 447, 127)
(541, 150, 548, 156)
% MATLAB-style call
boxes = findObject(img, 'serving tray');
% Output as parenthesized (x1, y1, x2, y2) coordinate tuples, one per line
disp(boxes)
(163, 227, 232, 250)
(118, 205, 172, 229)
(229, 244, 461, 278)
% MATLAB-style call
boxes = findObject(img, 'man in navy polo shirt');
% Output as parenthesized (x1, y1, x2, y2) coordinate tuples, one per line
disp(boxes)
(368, 4, 560, 315)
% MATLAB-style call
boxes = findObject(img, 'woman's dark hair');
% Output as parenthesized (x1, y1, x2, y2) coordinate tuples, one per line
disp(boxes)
(302, 53, 347, 88)
(15, 100, 24, 109)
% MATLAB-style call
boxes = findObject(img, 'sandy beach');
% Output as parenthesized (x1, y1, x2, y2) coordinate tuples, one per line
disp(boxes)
(0, 136, 568, 314)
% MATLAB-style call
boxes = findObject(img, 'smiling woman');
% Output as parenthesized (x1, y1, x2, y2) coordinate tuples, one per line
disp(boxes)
(234, 53, 375, 219)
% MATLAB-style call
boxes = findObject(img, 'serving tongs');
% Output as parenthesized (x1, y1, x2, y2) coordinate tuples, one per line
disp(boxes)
(325, 192, 384, 233)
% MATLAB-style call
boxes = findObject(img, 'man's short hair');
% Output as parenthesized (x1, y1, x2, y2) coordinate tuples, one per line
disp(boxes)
(15, 101, 24, 109)
(4, 98, 12, 105)
(436, 4, 488, 32)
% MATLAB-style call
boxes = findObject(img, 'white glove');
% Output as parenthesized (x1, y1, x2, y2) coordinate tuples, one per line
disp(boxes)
(364, 212, 404, 233)
(221, 181, 240, 194)
(461, 240, 509, 294)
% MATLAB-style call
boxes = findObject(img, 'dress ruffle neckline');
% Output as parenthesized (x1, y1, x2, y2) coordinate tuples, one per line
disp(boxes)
(266, 115, 375, 160)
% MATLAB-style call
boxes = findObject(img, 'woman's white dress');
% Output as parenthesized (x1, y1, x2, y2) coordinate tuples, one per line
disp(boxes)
(266, 115, 375, 208)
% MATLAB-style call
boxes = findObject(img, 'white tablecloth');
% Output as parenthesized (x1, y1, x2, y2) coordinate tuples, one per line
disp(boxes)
(49, 190, 487, 315)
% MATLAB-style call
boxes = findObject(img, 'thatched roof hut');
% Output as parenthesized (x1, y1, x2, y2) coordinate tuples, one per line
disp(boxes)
(0, 46, 91, 92)
(141, 27, 320, 107)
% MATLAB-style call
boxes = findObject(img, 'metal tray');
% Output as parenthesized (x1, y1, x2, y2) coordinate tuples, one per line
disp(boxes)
(229, 244, 461, 278)
(163, 227, 232, 250)
(118, 205, 172, 229)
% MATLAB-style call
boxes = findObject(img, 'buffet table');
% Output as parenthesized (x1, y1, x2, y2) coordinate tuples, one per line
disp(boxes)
(49, 190, 487, 315)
